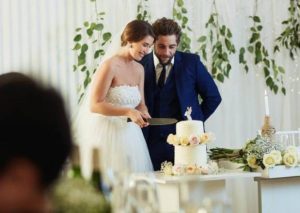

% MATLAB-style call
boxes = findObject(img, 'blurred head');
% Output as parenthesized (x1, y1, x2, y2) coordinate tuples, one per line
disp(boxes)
(152, 17, 181, 64)
(0, 72, 72, 212)
(121, 20, 155, 61)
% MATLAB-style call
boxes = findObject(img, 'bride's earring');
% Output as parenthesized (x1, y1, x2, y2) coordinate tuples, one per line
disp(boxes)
(129, 44, 133, 48)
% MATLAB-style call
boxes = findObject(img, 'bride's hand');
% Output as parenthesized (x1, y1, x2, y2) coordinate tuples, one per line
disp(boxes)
(127, 109, 147, 128)
(141, 111, 151, 127)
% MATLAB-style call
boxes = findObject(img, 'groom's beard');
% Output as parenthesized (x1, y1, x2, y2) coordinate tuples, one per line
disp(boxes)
(154, 52, 174, 65)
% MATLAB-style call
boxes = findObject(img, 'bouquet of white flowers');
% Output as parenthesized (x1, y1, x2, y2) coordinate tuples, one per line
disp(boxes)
(209, 135, 299, 171)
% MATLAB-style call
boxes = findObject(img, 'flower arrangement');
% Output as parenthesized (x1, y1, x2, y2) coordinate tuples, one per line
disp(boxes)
(161, 161, 218, 176)
(209, 135, 300, 171)
(167, 132, 215, 146)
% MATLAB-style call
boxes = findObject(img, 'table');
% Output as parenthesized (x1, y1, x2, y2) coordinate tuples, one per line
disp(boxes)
(151, 170, 261, 213)
(255, 176, 300, 213)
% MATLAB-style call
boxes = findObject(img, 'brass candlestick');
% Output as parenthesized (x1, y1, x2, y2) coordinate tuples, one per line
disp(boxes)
(261, 116, 276, 142)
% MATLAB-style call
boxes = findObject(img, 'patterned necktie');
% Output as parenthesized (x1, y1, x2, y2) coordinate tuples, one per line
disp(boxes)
(158, 64, 166, 88)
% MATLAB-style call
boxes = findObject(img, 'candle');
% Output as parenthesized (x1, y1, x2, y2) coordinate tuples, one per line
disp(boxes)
(264, 90, 270, 116)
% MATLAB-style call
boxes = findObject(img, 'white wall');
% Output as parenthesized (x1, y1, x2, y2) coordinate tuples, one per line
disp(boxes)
(0, 1, 299, 211)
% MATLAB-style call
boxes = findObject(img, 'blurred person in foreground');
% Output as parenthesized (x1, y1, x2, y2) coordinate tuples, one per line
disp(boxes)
(0, 72, 72, 212)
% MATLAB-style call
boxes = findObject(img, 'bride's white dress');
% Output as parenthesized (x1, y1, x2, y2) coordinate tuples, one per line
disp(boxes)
(74, 85, 153, 179)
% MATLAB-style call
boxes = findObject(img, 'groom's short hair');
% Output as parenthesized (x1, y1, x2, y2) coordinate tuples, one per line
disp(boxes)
(0, 72, 72, 187)
(152, 17, 182, 44)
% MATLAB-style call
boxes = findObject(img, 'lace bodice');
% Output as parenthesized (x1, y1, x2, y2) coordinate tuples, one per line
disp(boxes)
(105, 85, 141, 108)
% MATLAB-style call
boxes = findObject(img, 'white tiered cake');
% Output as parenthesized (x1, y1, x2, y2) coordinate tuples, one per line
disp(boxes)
(175, 120, 207, 167)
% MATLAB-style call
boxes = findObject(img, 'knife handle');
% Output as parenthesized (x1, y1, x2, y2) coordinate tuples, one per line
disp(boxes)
(127, 118, 148, 122)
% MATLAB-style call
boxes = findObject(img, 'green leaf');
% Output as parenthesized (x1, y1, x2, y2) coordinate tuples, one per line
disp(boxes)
(227, 29, 232, 38)
(84, 21, 89, 27)
(181, 8, 187, 13)
(212, 67, 217, 75)
(103, 32, 112, 41)
(86, 28, 93, 37)
(220, 25, 226, 36)
(198, 36, 206, 42)
(266, 77, 274, 87)
(78, 53, 86, 66)
(94, 23, 104, 31)
(247, 46, 254, 53)
(73, 65, 77, 72)
(94, 49, 104, 59)
(253, 16, 261, 23)
(278, 66, 285, 73)
(273, 85, 278, 94)
(263, 59, 270, 67)
(225, 38, 231, 51)
(255, 50, 262, 64)
(75, 28, 81, 32)
(257, 25, 263, 31)
(73, 34, 82, 42)
(281, 87, 286, 95)
(263, 67, 270, 77)
(177, 0, 184, 7)
(72, 43, 81, 50)
(81, 44, 88, 52)
(217, 73, 224, 82)
(239, 48, 245, 63)
(182, 16, 188, 25)
(176, 13, 182, 20)
(250, 33, 259, 43)
(81, 66, 87, 72)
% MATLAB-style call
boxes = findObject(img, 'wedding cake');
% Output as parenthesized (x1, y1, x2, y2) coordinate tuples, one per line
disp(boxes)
(162, 107, 217, 175)
(174, 120, 207, 167)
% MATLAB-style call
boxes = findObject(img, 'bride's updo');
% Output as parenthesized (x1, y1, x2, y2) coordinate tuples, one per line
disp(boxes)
(121, 20, 155, 46)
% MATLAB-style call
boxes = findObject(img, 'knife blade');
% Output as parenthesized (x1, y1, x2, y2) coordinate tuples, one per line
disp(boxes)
(127, 118, 178, 125)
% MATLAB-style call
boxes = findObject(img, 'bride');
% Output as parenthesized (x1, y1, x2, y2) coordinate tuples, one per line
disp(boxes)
(74, 20, 155, 179)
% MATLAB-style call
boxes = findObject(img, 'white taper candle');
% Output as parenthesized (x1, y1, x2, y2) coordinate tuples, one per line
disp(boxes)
(264, 90, 270, 116)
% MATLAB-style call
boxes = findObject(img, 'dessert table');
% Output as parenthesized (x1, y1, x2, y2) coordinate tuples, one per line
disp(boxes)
(139, 170, 261, 213)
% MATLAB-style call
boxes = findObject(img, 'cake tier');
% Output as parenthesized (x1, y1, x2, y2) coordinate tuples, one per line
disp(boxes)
(174, 144, 207, 166)
(176, 120, 204, 137)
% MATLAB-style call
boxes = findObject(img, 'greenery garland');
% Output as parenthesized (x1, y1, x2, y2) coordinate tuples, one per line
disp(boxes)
(274, 0, 300, 60)
(136, 0, 151, 21)
(239, 12, 286, 94)
(197, 0, 236, 83)
(172, 0, 192, 52)
(72, 0, 296, 96)
(72, 0, 112, 102)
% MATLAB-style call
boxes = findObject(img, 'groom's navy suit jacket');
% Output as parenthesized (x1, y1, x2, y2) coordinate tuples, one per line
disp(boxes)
(141, 51, 221, 170)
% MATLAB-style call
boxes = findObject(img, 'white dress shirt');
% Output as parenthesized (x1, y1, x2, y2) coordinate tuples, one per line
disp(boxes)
(153, 52, 174, 84)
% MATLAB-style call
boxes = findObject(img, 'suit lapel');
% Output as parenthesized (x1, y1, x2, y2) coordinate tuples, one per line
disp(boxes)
(144, 54, 156, 114)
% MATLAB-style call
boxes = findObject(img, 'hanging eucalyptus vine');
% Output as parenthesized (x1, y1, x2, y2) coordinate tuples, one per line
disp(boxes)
(172, 0, 192, 52)
(274, 0, 300, 60)
(136, 0, 151, 21)
(239, 1, 286, 95)
(72, 0, 112, 102)
(197, 0, 236, 83)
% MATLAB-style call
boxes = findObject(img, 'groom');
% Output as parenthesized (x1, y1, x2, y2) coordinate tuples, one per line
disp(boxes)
(140, 17, 222, 170)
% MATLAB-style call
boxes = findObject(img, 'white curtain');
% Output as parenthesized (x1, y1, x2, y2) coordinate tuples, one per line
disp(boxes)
(0, 0, 299, 212)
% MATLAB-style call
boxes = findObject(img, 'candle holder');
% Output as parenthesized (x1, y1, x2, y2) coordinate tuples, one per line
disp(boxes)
(261, 116, 276, 142)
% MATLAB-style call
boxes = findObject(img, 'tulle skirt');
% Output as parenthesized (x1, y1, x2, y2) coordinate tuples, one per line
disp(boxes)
(73, 103, 153, 179)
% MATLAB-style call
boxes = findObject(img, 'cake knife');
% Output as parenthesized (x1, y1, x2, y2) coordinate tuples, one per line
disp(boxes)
(127, 118, 178, 125)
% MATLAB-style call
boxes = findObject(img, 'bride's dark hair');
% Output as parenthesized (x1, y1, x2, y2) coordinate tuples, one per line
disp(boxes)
(121, 20, 155, 46)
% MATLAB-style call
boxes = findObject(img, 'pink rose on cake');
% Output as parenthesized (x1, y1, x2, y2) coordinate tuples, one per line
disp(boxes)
(189, 135, 200, 146)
